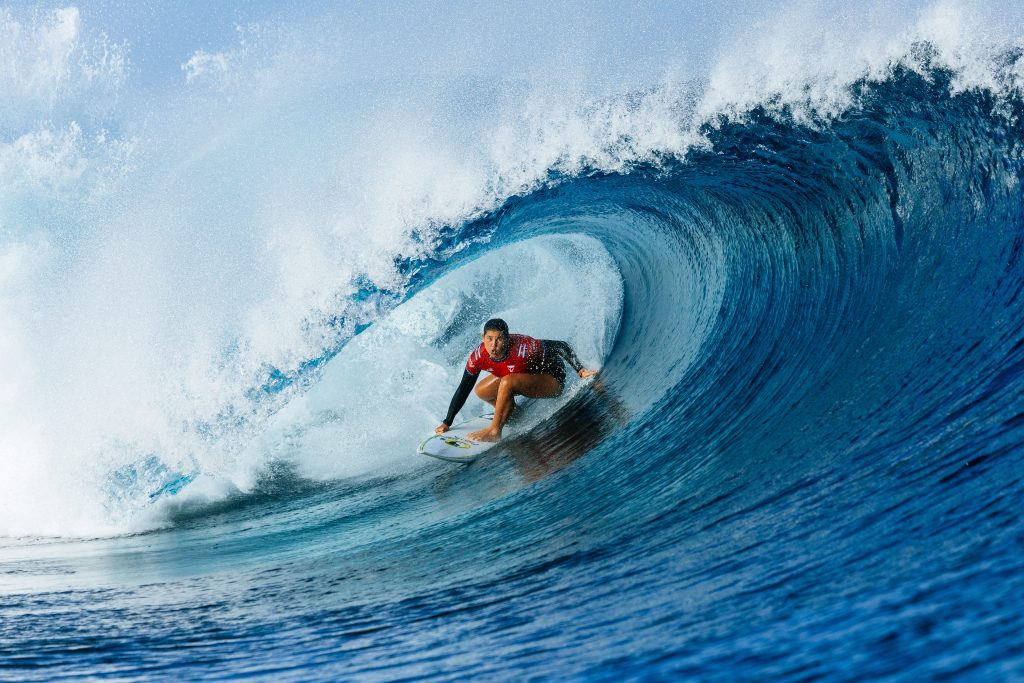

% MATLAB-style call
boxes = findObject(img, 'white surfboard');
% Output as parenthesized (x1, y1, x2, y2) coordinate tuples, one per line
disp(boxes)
(417, 413, 499, 463)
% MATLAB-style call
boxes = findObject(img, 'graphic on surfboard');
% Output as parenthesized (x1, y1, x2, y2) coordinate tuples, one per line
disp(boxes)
(417, 413, 499, 463)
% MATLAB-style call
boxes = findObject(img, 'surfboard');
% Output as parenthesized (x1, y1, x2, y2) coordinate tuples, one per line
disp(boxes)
(417, 413, 498, 463)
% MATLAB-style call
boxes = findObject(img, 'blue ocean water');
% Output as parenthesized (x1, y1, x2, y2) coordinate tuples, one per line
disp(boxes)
(2, 3, 1024, 681)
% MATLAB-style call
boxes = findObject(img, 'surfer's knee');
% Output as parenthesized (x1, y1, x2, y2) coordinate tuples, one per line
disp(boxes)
(496, 374, 518, 396)
(475, 375, 498, 401)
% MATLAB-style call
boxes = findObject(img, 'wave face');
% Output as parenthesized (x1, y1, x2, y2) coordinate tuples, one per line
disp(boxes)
(3, 3, 1024, 680)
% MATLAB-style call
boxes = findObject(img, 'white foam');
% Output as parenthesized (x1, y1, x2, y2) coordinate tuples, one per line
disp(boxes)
(700, 0, 1024, 123)
(0, 7, 126, 129)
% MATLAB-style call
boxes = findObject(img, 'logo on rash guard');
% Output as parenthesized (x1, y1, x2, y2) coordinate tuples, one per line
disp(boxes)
(507, 364, 515, 372)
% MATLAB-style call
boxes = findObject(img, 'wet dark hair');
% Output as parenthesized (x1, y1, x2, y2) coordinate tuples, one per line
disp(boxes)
(483, 318, 509, 336)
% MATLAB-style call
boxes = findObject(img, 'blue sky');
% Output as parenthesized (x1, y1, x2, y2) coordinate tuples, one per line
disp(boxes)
(64, 1, 771, 91)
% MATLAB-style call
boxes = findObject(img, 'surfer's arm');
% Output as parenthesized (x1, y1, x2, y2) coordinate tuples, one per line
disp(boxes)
(543, 339, 594, 376)
(440, 370, 479, 429)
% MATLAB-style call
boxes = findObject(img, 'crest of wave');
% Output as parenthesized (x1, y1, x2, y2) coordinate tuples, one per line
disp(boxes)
(700, 0, 1024, 123)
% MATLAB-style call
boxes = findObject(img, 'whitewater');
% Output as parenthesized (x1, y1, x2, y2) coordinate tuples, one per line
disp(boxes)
(2, 1, 1024, 679)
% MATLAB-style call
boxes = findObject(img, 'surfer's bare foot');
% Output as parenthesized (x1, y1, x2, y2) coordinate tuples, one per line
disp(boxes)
(467, 427, 501, 442)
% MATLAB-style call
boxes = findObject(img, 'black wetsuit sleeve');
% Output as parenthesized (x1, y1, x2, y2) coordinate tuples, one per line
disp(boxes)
(543, 340, 585, 374)
(443, 370, 478, 426)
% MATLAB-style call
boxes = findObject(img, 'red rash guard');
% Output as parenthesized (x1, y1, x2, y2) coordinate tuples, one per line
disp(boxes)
(441, 334, 584, 427)
(465, 333, 545, 377)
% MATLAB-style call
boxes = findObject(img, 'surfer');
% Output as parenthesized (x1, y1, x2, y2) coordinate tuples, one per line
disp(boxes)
(435, 318, 597, 442)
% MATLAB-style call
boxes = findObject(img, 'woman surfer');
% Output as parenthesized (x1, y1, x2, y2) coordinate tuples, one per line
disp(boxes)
(435, 318, 597, 442)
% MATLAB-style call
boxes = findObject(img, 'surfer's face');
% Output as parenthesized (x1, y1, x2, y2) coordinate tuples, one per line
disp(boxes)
(483, 330, 509, 360)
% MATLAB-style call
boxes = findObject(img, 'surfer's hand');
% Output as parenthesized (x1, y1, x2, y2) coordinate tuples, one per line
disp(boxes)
(578, 368, 598, 379)
(435, 423, 450, 434)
